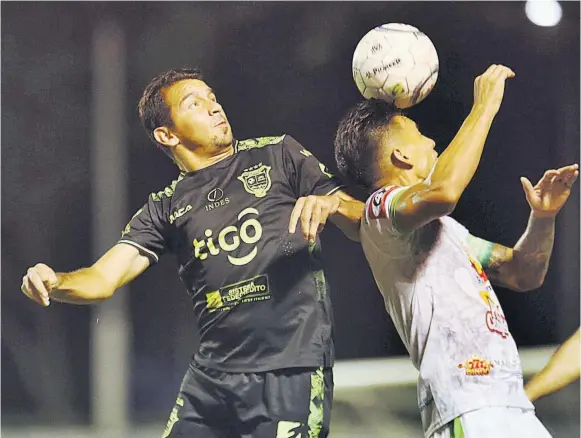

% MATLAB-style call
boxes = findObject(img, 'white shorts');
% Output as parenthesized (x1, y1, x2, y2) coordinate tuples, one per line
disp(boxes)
(431, 407, 553, 438)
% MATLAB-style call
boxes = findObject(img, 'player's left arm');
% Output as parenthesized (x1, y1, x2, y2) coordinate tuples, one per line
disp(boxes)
(467, 164, 578, 292)
(282, 134, 364, 242)
(525, 327, 580, 402)
(289, 189, 364, 243)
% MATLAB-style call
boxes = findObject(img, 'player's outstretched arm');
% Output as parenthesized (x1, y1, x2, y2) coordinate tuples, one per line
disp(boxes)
(389, 65, 515, 233)
(466, 164, 578, 291)
(288, 190, 364, 242)
(525, 328, 580, 402)
(21, 243, 150, 306)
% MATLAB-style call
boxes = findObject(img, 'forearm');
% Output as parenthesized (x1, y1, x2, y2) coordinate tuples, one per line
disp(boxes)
(511, 213, 555, 291)
(330, 195, 365, 242)
(50, 267, 116, 304)
(525, 329, 580, 401)
(429, 105, 496, 199)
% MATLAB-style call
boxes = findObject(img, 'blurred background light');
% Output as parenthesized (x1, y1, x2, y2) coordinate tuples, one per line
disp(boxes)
(526, 0, 563, 27)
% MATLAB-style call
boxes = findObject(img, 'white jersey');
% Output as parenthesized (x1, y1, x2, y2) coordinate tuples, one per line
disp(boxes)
(360, 185, 534, 437)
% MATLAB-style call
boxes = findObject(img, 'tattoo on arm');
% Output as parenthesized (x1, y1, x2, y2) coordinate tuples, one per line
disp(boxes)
(511, 214, 555, 291)
(466, 235, 514, 288)
(485, 244, 515, 289)
(466, 214, 555, 292)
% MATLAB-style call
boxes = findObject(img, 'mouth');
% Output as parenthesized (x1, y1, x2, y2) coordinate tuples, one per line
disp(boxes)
(215, 120, 228, 128)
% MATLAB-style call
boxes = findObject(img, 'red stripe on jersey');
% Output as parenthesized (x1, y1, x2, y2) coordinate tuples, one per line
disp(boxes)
(368, 185, 400, 219)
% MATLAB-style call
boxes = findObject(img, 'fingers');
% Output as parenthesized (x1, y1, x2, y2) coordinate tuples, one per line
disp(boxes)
(537, 169, 559, 189)
(481, 64, 515, 80)
(555, 164, 579, 189)
(21, 276, 44, 306)
(288, 197, 305, 234)
(474, 64, 515, 113)
(308, 205, 323, 243)
(300, 198, 316, 241)
(493, 65, 515, 80)
(520, 176, 535, 203)
(21, 264, 55, 307)
(288, 196, 333, 243)
(564, 170, 579, 188)
(538, 164, 579, 189)
(22, 267, 50, 307)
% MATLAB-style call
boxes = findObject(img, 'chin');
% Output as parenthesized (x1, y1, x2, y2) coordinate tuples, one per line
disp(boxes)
(215, 132, 234, 149)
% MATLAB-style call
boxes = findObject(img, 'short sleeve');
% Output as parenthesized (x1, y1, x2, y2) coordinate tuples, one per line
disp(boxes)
(118, 196, 170, 264)
(441, 216, 470, 242)
(363, 185, 409, 236)
(280, 135, 344, 198)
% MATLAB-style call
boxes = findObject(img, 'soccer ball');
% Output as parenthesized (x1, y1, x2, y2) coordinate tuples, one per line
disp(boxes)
(352, 23, 439, 108)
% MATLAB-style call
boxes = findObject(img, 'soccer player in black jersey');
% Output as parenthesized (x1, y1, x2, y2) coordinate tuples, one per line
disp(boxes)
(21, 68, 364, 437)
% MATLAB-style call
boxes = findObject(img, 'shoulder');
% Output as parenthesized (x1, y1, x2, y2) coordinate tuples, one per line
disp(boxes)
(143, 173, 188, 221)
(149, 173, 186, 202)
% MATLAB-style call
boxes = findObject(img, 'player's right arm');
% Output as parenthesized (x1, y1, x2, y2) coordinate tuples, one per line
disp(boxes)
(21, 244, 150, 306)
(22, 186, 172, 307)
(386, 65, 515, 233)
(525, 327, 580, 401)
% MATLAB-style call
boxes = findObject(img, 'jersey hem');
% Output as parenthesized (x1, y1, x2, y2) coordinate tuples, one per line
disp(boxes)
(424, 401, 535, 437)
(192, 355, 334, 373)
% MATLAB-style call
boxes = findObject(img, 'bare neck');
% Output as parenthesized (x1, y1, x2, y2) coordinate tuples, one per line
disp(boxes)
(374, 170, 422, 190)
(173, 143, 235, 173)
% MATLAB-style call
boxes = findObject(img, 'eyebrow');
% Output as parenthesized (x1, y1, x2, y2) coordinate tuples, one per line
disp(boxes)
(179, 88, 215, 107)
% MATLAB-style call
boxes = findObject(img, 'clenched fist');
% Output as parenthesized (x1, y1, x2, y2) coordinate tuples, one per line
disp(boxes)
(21, 263, 58, 307)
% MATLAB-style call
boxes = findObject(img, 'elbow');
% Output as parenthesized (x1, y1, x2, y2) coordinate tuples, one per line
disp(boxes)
(513, 277, 545, 292)
(96, 288, 116, 302)
(429, 187, 460, 217)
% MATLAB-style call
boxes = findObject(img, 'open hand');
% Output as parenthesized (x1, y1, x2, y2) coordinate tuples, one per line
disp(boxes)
(521, 164, 579, 217)
(288, 195, 340, 242)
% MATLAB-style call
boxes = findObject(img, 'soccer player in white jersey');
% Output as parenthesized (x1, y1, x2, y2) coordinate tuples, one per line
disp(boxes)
(334, 64, 579, 438)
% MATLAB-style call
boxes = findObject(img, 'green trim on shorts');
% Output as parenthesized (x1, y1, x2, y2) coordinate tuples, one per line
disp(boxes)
(451, 416, 465, 438)
(307, 367, 325, 437)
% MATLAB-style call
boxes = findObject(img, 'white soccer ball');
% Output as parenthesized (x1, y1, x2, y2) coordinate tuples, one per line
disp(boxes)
(352, 23, 439, 108)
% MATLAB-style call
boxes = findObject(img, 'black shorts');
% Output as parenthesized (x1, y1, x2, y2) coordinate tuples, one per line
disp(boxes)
(161, 363, 333, 438)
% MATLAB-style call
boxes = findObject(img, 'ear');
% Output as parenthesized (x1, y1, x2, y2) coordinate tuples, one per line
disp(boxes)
(390, 148, 413, 170)
(153, 127, 180, 148)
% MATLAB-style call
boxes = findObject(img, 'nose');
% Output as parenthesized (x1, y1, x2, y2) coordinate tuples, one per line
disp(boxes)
(208, 100, 222, 115)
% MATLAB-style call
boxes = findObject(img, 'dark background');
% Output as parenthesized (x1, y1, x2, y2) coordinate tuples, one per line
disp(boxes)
(2, 1, 579, 426)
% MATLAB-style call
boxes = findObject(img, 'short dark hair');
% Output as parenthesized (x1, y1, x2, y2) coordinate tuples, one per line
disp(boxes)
(334, 98, 401, 190)
(138, 68, 204, 156)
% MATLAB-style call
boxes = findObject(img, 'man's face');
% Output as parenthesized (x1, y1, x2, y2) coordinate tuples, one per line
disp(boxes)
(389, 115, 437, 180)
(163, 79, 233, 150)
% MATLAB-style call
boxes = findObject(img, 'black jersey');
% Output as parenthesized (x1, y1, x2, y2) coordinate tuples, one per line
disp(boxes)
(119, 135, 343, 372)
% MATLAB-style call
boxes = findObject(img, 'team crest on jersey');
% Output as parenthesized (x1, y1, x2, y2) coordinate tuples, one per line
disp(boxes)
(238, 163, 272, 198)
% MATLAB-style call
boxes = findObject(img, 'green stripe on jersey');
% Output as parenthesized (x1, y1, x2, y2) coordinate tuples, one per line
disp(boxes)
(388, 187, 406, 233)
(236, 135, 284, 152)
(451, 416, 465, 438)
